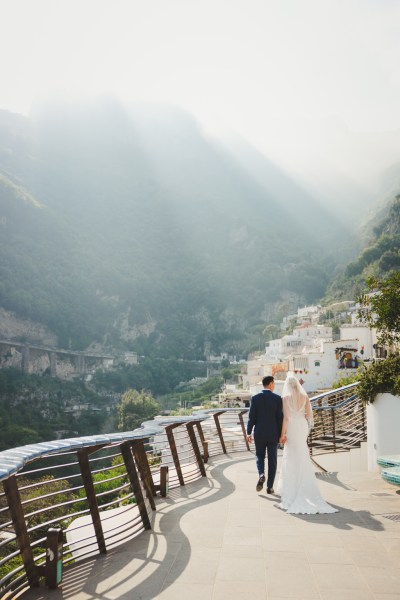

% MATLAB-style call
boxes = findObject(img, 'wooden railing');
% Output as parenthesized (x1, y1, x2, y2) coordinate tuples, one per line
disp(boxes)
(0, 385, 364, 597)
(0, 410, 248, 598)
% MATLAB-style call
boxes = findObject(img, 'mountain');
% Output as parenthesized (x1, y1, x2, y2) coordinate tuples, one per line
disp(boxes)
(324, 194, 400, 302)
(259, 118, 400, 228)
(0, 99, 367, 358)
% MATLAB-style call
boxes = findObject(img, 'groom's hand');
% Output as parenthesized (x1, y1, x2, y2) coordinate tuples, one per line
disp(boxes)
(246, 434, 253, 444)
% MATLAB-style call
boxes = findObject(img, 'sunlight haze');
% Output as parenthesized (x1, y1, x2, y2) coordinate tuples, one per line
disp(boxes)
(1, 0, 400, 187)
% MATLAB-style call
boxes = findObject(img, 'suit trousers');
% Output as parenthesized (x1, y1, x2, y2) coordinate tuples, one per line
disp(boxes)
(254, 438, 278, 489)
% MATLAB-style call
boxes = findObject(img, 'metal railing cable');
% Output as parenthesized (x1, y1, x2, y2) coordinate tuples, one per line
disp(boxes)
(309, 382, 365, 455)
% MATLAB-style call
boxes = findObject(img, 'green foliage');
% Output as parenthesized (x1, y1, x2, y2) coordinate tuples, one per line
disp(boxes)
(345, 235, 400, 277)
(0, 474, 76, 581)
(157, 376, 223, 411)
(0, 369, 109, 451)
(221, 368, 234, 381)
(170, 408, 193, 416)
(263, 324, 280, 340)
(18, 475, 76, 530)
(332, 371, 361, 388)
(92, 358, 208, 395)
(357, 267, 400, 403)
(0, 361, 216, 451)
(75, 455, 130, 510)
(357, 355, 400, 403)
(0, 104, 344, 360)
(0, 553, 24, 581)
(0, 425, 41, 449)
(118, 389, 160, 431)
(325, 195, 400, 303)
(358, 271, 400, 347)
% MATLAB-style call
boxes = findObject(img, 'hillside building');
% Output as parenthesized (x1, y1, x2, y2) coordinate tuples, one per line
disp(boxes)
(243, 316, 379, 395)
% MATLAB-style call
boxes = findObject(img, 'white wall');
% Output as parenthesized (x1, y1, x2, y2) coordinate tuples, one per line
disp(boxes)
(249, 379, 285, 398)
(293, 325, 332, 342)
(289, 339, 360, 393)
(366, 393, 400, 471)
(340, 325, 377, 360)
(243, 357, 274, 389)
(314, 442, 368, 472)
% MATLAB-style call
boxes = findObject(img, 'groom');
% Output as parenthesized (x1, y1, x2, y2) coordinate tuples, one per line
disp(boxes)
(246, 375, 283, 494)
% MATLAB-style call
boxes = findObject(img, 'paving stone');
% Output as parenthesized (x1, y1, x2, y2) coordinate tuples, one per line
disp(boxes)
(17, 452, 400, 600)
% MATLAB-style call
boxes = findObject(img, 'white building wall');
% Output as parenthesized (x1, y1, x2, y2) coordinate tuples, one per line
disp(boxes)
(242, 357, 273, 389)
(247, 314, 373, 395)
(293, 325, 333, 342)
(264, 338, 284, 359)
(297, 305, 321, 318)
(340, 325, 377, 360)
(367, 394, 400, 471)
(289, 339, 361, 393)
(249, 379, 285, 398)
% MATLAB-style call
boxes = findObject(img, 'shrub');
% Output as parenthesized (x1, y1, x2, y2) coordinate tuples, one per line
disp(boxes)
(357, 355, 400, 403)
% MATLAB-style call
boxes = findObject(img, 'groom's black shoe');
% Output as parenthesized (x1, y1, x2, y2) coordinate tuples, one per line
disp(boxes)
(267, 487, 274, 494)
(256, 474, 265, 492)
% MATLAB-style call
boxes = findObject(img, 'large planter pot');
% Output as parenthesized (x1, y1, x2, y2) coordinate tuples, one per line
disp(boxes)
(366, 393, 400, 471)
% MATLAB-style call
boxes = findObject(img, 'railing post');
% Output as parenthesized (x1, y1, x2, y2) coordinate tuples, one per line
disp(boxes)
(120, 442, 152, 530)
(238, 410, 250, 451)
(195, 421, 208, 462)
(131, 439, 156, 510)
(213, 411, 227, 454)
(165, 424, 185, 486)
(186, 422, 206, 477)
(2, 475, 39, 587)
(77, 448, 107, 554)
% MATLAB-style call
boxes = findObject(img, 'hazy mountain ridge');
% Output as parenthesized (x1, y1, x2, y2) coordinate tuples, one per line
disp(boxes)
(324, 194, 400, 302)
(0, 99, 392, 357)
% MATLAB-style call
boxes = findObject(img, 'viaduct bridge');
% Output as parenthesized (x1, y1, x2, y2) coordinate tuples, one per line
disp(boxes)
(0, 339, 114, 378)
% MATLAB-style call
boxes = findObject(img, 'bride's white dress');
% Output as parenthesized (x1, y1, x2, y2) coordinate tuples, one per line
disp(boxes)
(277, 394, 338, 515)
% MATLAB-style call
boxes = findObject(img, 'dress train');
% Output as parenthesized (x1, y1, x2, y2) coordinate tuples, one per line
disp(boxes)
(277, 411, 338, 515)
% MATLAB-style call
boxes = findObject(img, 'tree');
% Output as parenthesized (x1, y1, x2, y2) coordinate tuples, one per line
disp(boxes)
(263, 324, 280, 341)
(117, 389, 160, 431)
(0, 425, 41, 451)
(221, 368, 234, 382)
(358, 271, 400, 347)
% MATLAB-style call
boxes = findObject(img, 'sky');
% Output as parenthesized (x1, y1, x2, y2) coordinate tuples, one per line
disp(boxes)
(1, 0, 400, 187)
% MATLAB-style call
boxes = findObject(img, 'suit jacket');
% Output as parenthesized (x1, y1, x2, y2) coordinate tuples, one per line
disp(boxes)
(246, 389, 283, 444)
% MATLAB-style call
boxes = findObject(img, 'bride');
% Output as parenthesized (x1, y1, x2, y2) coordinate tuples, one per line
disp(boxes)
(277, 374, 338, 514)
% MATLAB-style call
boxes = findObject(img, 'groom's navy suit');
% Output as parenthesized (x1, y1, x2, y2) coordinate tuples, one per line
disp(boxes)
(247, 389, 283, 490)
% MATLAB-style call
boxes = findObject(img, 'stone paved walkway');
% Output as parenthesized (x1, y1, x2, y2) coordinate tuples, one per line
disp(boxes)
(20, 452, 400, 600)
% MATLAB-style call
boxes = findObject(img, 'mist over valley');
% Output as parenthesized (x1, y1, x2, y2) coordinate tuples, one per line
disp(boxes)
(1, 98, 381, 359)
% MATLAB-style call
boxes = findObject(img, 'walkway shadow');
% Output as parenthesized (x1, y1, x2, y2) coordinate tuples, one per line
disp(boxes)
(264, 491, 385, 533)
(315, 471, 356, 491)
(19, 453, 248, 600)
(287, 505, 385, 532)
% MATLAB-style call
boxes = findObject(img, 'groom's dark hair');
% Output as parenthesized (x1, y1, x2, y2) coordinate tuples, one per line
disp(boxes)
(262, 376, 274, 387)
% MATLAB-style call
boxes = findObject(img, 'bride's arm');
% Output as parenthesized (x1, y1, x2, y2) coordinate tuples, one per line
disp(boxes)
(280, 397, 289, 443)
(305, 395, 314, 431)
